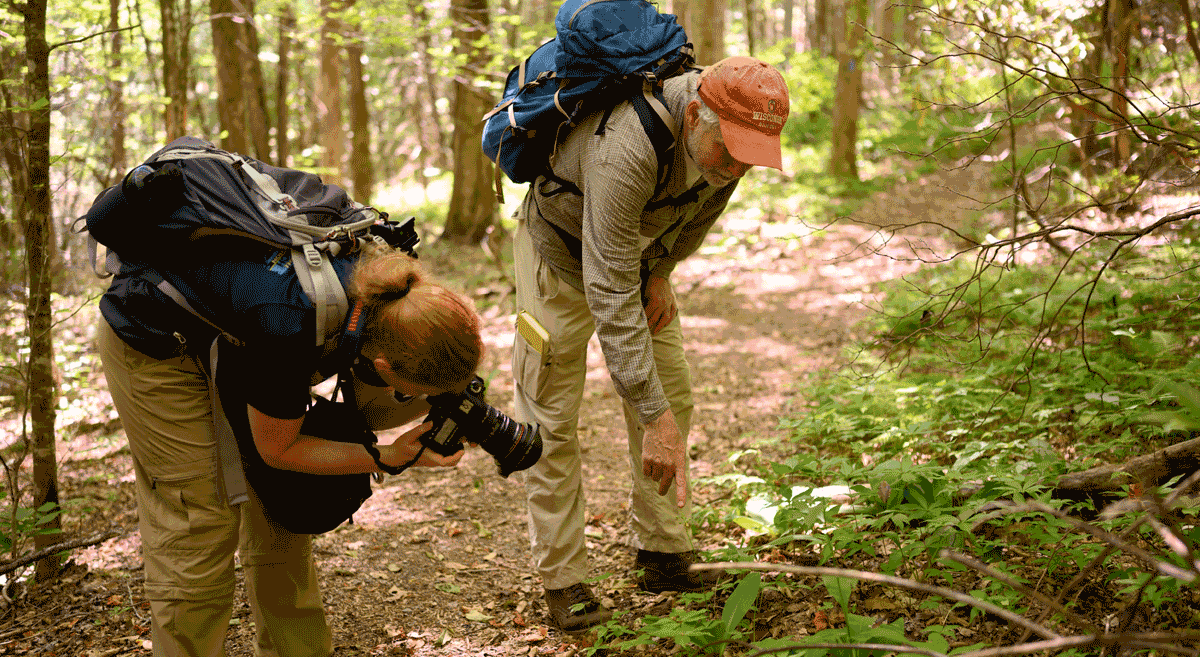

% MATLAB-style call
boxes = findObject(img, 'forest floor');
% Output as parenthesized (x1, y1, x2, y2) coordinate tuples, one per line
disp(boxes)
(2, 163, 1002, 657)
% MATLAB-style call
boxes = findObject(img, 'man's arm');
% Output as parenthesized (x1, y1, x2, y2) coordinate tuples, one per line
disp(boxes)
(647, 181, 738, 280)
(578, 156, 689, 505)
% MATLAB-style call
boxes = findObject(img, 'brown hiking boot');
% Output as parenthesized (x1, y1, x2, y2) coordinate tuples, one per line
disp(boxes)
(544, 583, 613, 633)
(634, 550, 723, 593)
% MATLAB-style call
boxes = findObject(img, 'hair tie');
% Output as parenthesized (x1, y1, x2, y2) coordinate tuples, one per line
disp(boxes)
(378, 282, 412, 303)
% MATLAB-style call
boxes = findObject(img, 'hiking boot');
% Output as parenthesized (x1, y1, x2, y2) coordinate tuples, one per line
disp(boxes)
(635, 550, 723, 593)
(544, 583, 613, 633)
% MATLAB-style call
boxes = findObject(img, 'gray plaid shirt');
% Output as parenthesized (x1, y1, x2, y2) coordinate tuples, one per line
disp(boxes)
(517, 71, 739, 425)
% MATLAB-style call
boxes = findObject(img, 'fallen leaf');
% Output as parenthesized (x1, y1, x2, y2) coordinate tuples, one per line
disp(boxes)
(813, 609, 829, 631)
(863, 596, 900, 611)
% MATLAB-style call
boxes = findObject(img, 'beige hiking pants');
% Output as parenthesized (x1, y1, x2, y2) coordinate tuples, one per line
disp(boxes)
(99, 321, 332, 657)
(511, 218, 695, 591)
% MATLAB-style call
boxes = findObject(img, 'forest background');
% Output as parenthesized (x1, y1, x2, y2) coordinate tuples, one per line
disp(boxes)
(3, 0, 1200, 655)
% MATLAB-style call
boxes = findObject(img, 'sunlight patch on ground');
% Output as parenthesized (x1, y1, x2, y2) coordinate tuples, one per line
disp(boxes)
(680, 315, 730, 330)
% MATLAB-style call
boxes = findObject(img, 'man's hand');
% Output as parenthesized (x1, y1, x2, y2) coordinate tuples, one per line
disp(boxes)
(643, 274, 677, 335)
(642, 408, 688, 508)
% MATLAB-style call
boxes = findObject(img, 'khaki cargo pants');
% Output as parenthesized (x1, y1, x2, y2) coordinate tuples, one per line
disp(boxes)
(511, 218, 696, 591)
(99, 321, 332, 657)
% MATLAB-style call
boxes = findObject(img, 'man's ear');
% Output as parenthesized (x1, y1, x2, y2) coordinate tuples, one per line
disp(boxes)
(685, 99, 700, 132)
(373, 355, 392, 374)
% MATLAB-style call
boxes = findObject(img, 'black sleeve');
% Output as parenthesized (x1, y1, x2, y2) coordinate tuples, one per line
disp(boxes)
(219, 339, 314, 420)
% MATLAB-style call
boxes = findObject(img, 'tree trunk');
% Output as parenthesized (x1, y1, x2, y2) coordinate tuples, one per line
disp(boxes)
(212, 0, 247, 153)
(161, 0, 191, 140)
(107, 0, 127, 183)
(444, 0, 496, 245)
(21, 0, 62, 585)
(410, 0, 446, 172)
(0, 45, 29, 311)
(346, 4, 373, 203)
(275, 1, 295, 165)
(829, 0, 866, 180)
(318, 0, 346, 187)
(811, 0, 829, 56)
(744, 0, 756, 56)
(783, 0, 796, 60)
(671, 0, 691, 46)
(691, 0, 726, 64)
(236, 0, 272, 163)
(1107, 0, 1134, 168)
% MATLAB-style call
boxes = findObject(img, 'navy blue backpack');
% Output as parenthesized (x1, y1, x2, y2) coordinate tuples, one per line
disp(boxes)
(481, 0, 694, 202)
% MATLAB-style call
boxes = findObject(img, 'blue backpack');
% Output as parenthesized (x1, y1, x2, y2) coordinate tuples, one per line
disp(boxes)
(481, 0, 694, 202)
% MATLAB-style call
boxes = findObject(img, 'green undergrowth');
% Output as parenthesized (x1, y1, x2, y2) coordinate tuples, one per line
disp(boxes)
(590, 220, 1200, 655)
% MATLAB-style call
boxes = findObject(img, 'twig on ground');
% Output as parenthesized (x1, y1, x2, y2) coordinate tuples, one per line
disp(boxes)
(0, 528, 125, 577)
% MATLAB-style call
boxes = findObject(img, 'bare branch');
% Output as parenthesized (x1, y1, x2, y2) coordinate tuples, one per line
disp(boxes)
(0, 528, 125, 576)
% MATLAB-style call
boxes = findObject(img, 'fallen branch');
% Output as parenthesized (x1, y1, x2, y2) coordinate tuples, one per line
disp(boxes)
(0, 528, 125, 577)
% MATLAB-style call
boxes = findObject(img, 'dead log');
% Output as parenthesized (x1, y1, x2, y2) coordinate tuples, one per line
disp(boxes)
(1054, 436, 1200, 494)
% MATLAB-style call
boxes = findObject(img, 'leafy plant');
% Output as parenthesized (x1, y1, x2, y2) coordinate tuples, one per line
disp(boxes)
(0, 501, 63, 557)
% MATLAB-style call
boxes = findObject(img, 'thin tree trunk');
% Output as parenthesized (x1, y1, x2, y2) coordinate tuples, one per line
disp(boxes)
(783, 0, 796, 60)
(829, 0, 866, 179)
(1181, 0, 1200, 68)
(410, 0, 446, 172)
(108, 0, 127, 182)
(212, 0, 248, 153)
(811, 0, 829, 56)
(21, 0, 62, 585)
(671, 0, 691, 44)
(745, 0, 756, 56)
(319, 0, 346, 187)
(0, 46, 29, 314)
(346, 4, 373, 203)
(1108, 0, 1133, 168)
(692, 0, 726, 64)
(275, 1, 295, 165)
(444, 0, 496, 245)
(161, 0, 190, 139)
(235, 0, 272, 163)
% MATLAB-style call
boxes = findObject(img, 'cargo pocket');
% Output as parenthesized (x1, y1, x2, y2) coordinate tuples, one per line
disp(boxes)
(141, 462, 239, 600)
(513, 322, 552, 402)
(144, 468, 229, 544)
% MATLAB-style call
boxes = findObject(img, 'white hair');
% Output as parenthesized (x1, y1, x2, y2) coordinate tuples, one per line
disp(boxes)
(689, 79, 721, 131)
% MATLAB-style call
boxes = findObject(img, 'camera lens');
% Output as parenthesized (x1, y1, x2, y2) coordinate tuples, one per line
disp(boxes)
(419, 377, 542, 477)
(476, 408, 542, 478)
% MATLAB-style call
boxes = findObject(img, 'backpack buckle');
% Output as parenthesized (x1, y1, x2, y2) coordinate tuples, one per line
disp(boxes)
(302, 243, 323, 268)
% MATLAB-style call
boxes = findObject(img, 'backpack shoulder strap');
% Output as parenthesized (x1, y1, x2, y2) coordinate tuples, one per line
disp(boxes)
(628, 80, 678, 202)
(292, 244, 349, 348)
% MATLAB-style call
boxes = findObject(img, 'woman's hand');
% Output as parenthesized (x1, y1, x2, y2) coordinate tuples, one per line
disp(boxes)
(382, 421, 464, 468)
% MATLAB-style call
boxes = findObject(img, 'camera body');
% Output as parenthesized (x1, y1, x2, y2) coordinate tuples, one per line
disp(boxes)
(420, 375, 542, 477)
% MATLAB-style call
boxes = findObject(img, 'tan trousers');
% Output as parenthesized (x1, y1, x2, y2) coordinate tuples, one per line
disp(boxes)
(511, 218, 695, 591)
(99, 322, 332, 657)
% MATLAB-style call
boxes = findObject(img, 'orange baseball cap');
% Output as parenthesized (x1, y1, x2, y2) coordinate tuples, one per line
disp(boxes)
(697, 57, 790, 170)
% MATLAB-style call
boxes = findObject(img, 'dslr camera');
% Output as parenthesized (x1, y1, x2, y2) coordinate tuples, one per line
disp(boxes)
(420, 375, 542, 477)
